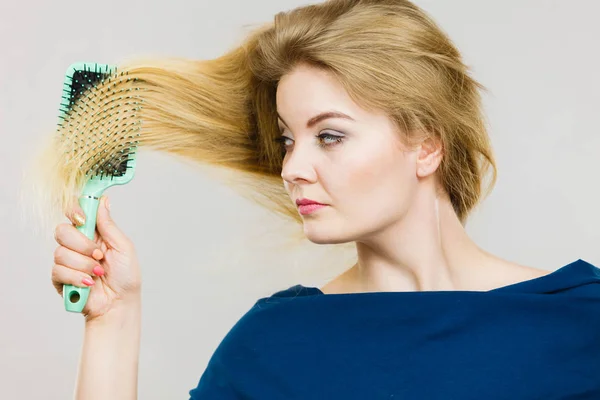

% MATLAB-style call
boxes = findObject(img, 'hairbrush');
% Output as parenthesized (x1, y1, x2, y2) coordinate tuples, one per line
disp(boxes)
(56, 62, 141, 313)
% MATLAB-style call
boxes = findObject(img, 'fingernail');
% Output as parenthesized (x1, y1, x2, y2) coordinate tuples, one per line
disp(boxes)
(93, 266, 105, 276)
(74, 213, 85, 226)
(82, 278, 95, 286)
(104, 196, 110, 211)
(92, 249, 104, 260)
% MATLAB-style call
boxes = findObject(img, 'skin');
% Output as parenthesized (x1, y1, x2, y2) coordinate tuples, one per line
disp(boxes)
(49, 61, 553, 399)
(276, 63, 550, 293)
(52, 196, 141, 399)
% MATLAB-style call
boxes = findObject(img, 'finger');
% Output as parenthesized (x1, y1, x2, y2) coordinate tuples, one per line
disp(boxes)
(95, 196, 131, 252)
(65, 195, 86, 227)
(54, 223, 104, 261)
(51, 264, 95, 296)
(53, 245, 104, 276)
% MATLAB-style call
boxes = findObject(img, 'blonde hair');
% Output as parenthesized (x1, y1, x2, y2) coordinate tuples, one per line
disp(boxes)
(25, 0, 496, 243)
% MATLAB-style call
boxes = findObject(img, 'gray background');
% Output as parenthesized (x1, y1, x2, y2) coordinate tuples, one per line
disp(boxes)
(1, 0, 599, 398)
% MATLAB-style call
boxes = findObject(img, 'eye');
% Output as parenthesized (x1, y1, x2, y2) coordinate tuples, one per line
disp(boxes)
(272, 132, 345, 155)
(316, 133, 344, 148)
(273, 136, 293, 157)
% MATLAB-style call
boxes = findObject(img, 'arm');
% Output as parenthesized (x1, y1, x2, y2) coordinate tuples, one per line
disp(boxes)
(74, 297, 142, 400)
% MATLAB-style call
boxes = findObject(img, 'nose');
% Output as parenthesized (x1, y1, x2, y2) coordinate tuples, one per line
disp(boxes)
(280, 144, 318, 185)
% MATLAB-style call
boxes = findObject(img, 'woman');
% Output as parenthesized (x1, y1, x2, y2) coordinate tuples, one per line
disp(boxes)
(48, 0, 600, 398)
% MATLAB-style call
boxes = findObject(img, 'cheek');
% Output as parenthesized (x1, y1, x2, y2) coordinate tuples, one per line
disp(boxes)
(331, 143, 417, 218)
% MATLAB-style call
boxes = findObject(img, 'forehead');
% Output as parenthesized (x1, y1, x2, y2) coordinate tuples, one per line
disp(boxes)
(276, 65, 358, 118)
(275, 67, 399, 136)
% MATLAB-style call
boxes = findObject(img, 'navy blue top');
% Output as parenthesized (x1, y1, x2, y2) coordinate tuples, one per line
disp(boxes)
(189, 259, 600, 399)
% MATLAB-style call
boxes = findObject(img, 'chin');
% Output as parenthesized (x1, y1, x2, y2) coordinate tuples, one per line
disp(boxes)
(302, 223, 354, 245)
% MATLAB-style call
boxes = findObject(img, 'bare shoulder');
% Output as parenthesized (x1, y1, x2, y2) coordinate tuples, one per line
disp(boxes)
(319, 266, 357, 295)
(509, 263, 552, 279)
(486, 260, 552, 289)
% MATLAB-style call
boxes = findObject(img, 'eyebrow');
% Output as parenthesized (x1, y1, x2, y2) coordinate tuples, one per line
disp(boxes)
(276, 111, 355, 130)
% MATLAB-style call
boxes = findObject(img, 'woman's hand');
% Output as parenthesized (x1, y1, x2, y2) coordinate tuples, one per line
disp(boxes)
(51, 195, 142, 322)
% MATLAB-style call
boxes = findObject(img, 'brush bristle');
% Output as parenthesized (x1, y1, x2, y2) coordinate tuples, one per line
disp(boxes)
(19, 63, 146, 230)
(57, 63, 142, 180)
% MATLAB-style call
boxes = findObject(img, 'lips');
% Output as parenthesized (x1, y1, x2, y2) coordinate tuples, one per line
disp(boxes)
(298, 203, 327, 215)
(296, 198, 326, 206)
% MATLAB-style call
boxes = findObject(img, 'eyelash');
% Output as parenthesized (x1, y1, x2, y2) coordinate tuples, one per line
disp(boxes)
(273, 132, 344, 153)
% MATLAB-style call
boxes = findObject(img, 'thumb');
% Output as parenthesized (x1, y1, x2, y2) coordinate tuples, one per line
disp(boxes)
(96, 195, 129, 250)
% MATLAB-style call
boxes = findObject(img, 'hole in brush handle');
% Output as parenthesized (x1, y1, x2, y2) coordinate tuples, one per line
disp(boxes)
(63, 284, 90, 313)
(69, 290, 81, 303)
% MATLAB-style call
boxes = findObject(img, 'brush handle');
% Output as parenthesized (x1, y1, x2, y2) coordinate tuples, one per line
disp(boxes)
(63, 195, 101, 313)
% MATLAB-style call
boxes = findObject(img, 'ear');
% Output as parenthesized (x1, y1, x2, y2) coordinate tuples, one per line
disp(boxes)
(416, 136, 443, 178)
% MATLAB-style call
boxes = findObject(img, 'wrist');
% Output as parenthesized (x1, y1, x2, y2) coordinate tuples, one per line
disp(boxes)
(86, 296, 141, 326)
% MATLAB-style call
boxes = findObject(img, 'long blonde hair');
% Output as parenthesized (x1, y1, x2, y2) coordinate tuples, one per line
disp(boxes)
(25, 0, 496, 244)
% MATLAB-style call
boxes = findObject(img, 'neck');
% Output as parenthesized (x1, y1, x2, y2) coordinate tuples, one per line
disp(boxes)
(349, 188, 493, 292)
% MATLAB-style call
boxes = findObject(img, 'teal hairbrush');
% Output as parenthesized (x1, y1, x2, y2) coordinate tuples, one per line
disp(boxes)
(56, 62, 141, 313)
